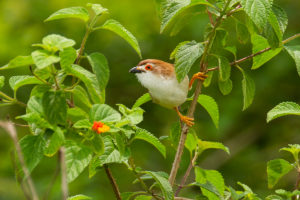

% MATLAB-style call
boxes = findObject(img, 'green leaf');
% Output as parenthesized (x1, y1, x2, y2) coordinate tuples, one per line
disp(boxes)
(203, 71, 213, 87)
(96, 19, 142, 58)
(134, 128, 166, 158)
(87, 3, 108, 16)
(174, 41, 204, 82)
(118, 104, 144, 125)
(160, 0, 213, 35)
(59, 47, 77, 70)
(67, 107, 88, 122)
(170, 41, 190, 60)
(73, 119, 92, 129)
(9, 76, 43, 97)
(132, 93, 152, 109)
(267, 102, 300, 122)
(27, 96, 44, 114)
(280, 144, 300, 163)
(185, 129, 197, 154)
(195, 167, 225, 200)
(236, 21, 249, 44)
(0, 76, 5, 89)
(0, 55, 34, 70)
(90, 104, 121, 123)
(42, 34, 75, 51)
(265, 195, 283, 200)
(67, 64, 103, 103)
(91, 135, 104, 155)
(65, 141, 93, 183)
(32, 50, 60, 69)
(251, 34, 282, 69)
(45, 7, 89, 22)
(197, 94, 219, 129)
(284, 45, 300, 77)
(170, 122, 181, 148)
(134, 195, 152, 200)
(194, 182, 222, 199)
(17, 112, 52, 129)
(198, 140, 230, 154)
(42, 90, 68, 125)
(67, 194, 91, 200)
(272, 4, 288, 34)
(239, 68, 255, 110)
(143, 171, 173, 200)
(240, 0, 271, 31)
(267, 159, 293, 188)
(20, 134, 46, 173)
(87, 53, 110, 92)
(72, 85, 92, 111)
(218, 78, 232, 95)
(44, 127, 65, 157)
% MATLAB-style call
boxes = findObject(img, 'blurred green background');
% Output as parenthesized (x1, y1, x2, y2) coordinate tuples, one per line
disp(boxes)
(0, 0, 300, 199)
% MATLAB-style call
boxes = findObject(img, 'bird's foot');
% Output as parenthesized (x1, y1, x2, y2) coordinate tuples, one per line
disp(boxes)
(189, 72, 208, 89)
(180, 115, 194, 127)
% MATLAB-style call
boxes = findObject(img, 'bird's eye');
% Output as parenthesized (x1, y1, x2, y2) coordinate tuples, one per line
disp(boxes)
(145, 64, 152, 70)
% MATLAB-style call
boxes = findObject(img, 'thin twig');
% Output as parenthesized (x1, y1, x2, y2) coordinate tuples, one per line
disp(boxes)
(29, 65, 51, 86)
(43, 154, 60, 200)
(0, 121, 39, 200)
(0, 91, 26, 107)
(168, 0, 232, 186)
(59, 147, 68, 200)
(104, 164, 122, 200)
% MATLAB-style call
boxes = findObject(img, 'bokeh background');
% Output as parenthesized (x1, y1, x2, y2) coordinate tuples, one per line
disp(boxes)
(0, 0, 300, 199)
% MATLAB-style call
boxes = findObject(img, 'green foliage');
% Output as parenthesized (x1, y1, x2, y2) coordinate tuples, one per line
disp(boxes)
(267, 159, 293, 188)
(87, 3, 108, 16)
(44, 127, 65, 157)
(31, 50, 60, 69)
(45, 7, 90, 22)
(0, 55, 34, 70)
(218, 79, 233, 95)
(0, 76, 4, 89)
(197, 94, 219, 128)
(218, 56, 231, 82)
(60, 47, 77, 70)
(90, 104, 121, 122)
(280, 144, 300, 163)
(198, 140, 230, 155)
(172, 41, 204, 82)
(95, 19, 142, 58)
(67, 194, 92, 200)
(40, 34, 76, 52)
(267, 102, 300, 122)
(238, 67, 255, 110)
(9, 76, 42, 97)
(132, 93, 152, 109)
(284, 45, 300, 77)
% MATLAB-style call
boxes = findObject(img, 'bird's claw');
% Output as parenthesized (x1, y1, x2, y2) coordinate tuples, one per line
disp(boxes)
(180, 115, 194, 127)
(193, 72, 208, 81)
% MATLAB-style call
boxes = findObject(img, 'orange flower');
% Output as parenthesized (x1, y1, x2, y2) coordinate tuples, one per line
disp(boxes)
(92, 121, 110, 134)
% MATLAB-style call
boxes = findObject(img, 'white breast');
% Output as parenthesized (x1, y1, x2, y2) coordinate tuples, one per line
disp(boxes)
(136, 72, 189, 109)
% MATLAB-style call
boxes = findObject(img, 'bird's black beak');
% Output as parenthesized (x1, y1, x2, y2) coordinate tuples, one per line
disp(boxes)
(129, 66, 145, 73)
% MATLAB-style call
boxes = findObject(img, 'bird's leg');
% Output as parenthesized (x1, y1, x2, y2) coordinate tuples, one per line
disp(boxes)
(174, 107, 194, 127)
(189, 72, 208, 89)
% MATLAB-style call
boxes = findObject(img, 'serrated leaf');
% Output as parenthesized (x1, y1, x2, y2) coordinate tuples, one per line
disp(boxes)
(251, 34, 282, 69)
(60, 47, 77, 70)
(42, 34, 75, 51)
(72, 85, 92, 111)
(239, 68, 255, 110)
(96, 19, 141, 58)
(45, 7, 89, 22)
(44, 127, 65, 157)
(174, 41, 204, 82)
(272, 5, 288, 34)
(42, 90, 67, 125)
(198, 140, 230, 154)
(67, 64, 103, 103)
(280, 144, 300, 163)
(240, 0, 271, 31)
(87, 3, 108, 16)
(267, 159, 293, 188)
(32, 50, 60, 69)
(197, 94, 219, 128)
(267, 102, 300, 122)
(285, 45, 300, 77)
(90, 104, 121, 123)
(134, 128, 166, 158)
(218, 78, 232, 95)
(27, 96, 44, 114)
(143, 171, 173, 200)
(65, 141, 93, 183)
(87, 52, 110, 92)
(118, 104, 144, 125)
(170, 41, 190, 60)
(9, 76, 43, 97)
(73, 119, 92, 129)
(17, 112, 52, 129)
(67, 194, 91, 200)
(20, 134, 46, 173)
(0, 55, 34, 70)
(132, 93, 152, 109)
(160, 0, 213, 35)
(0, 76, 4, 89)
(195, 167, 225, 200)
(170, 122, 181, 148)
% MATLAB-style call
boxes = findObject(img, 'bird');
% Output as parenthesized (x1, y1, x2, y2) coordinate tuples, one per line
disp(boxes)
(129, 59, 208, 127)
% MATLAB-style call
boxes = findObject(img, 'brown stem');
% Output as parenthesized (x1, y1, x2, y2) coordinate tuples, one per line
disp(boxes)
(59, 147, 68, 200)
(168, 0, 232, 186)
(175, 152, 199, 196)
(0, 121, 39, 200)
(104, 164, 122, 200)
(207, 33, 300, 72)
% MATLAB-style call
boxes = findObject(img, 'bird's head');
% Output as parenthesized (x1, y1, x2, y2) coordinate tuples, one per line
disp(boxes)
(129, 59, 175, 89)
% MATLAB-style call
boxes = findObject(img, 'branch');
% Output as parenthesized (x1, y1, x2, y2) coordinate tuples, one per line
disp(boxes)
(104, 164, 122, 200)
(59, 147, 68, 200)
(0, 121, 39, 200)
(207, 33, 300, 72)
(168, 0, 232, 186)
